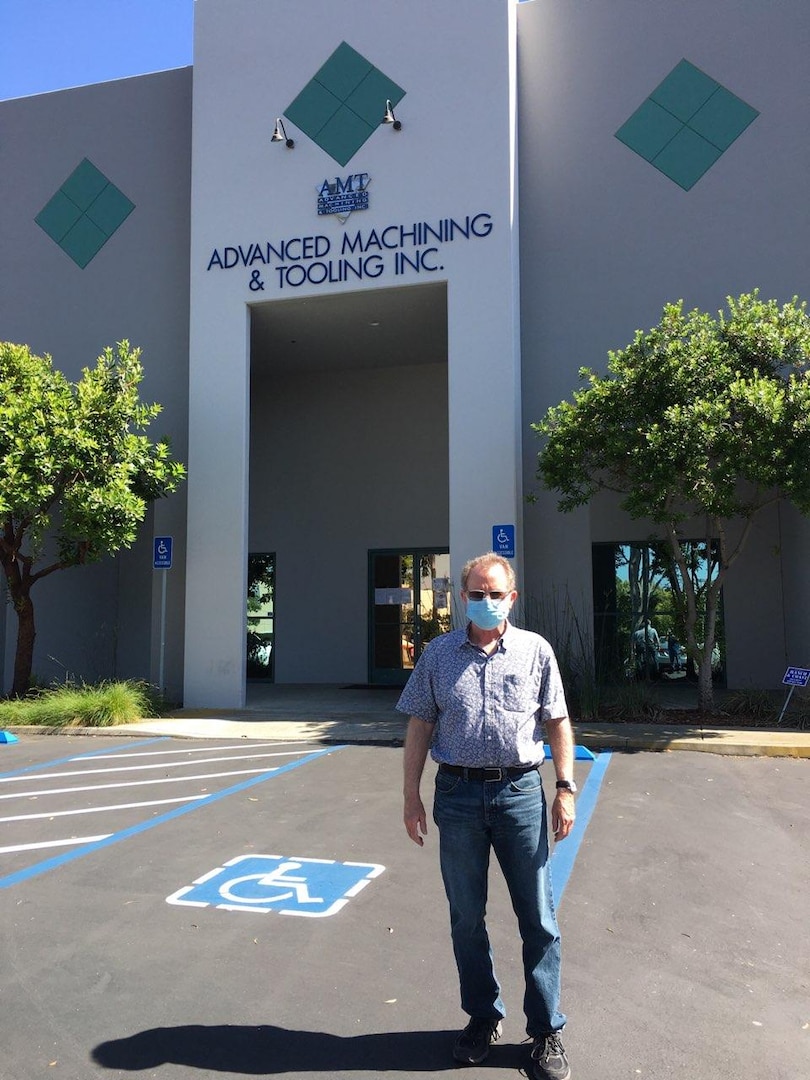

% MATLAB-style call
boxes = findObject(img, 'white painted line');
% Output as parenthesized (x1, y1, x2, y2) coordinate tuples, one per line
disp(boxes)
(73, 742, 312, 760)
(0, 750, 303, 784)
(0, 766, 280, 801)
(0, 794, 207, 823)
(0, 834, 111, 855)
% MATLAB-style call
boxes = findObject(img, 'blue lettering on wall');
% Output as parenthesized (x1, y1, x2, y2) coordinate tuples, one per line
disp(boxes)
(205, 211, 493, 290)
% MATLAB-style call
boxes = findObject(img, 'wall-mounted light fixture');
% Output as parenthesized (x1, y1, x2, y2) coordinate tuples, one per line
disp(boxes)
(271, 118, 295, 148)
(382, 100, 402, 131)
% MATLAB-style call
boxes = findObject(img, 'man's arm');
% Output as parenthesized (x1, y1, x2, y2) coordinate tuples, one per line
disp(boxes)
(403, 716, 434, 846)
(545, 715, 576, 842)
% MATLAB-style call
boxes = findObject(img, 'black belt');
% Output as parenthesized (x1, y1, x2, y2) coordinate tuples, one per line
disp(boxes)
(438, 763, 540, 782)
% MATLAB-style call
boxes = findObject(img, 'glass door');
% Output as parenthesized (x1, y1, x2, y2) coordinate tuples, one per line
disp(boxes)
(247, 552, 275, 681)
(369, 548, 451, 685)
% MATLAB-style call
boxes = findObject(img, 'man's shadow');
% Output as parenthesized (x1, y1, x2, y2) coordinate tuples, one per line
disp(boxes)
(92, 1023, 526, 1073)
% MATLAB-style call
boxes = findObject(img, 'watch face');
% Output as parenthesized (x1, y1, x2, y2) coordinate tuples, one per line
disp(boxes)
(556, 780, 577, 793)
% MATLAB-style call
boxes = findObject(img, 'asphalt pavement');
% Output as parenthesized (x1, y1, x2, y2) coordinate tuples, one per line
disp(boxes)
(0, 734, 806, 1080)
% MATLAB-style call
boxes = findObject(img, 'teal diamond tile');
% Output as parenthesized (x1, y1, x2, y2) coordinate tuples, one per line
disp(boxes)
(688, 86, 759, 151)
(36, 158, 136, 267)
(85, 184, 135, 236)
(284, 41, 406, 165)
(315, 106, 375, 168)
(615, 99, 683, 162)
(315, 41, 372, 100)
(346, 68, 405, 128)
(59, 216, 108, 268)
(652, 127, 723, 190)
(616, 59, 758, 190)
(60, 158, 109, 211)
(650, 59, 718, 123)
(35, 190, 82, 242)
(285, 80, 342, 138)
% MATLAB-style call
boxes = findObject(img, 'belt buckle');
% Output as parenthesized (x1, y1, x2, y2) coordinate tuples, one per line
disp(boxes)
(482, 767, 504, 782)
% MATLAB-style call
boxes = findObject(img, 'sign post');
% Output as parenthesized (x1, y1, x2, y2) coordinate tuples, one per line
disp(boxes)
(153, 537, 173, 694)
(777, 666, 810, 724)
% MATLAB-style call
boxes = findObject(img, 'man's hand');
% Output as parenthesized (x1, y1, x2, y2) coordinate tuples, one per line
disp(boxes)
(551, 790, 575, 842)
(404, 794, 428, 846)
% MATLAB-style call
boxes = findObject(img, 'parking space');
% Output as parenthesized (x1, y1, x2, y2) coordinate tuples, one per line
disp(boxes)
(0, 736, 806, 1080)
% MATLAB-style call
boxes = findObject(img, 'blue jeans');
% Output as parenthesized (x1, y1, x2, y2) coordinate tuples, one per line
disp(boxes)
(432, 767, 565, 1037)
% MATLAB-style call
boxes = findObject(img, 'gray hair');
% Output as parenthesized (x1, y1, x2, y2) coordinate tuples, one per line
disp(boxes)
(460, 552, 517, 592)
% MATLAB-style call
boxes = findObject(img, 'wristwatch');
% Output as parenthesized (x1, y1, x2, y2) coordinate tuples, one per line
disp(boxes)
(555, 779, 577, 794)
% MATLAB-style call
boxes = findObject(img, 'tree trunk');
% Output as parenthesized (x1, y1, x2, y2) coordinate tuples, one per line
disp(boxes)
(697, 652, 714, 713)
(0, 555, 36, 698)
(11, 591, 36, 698)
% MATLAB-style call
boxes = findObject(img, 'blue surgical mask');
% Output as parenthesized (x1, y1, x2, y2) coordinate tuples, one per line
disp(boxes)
(466, 596, 512, 631)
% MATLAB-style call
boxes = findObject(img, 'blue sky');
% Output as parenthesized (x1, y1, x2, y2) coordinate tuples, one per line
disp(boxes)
(0, 0, 195, 101)
(0, 1, 533, 103)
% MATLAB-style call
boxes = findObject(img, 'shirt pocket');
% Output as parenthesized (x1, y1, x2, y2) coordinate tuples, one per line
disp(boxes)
(502, 673, 534, 711)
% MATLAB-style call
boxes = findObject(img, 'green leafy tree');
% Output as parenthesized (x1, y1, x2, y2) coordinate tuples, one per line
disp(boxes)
(534, 292, 810, 712)
(0, 341, 185, 697)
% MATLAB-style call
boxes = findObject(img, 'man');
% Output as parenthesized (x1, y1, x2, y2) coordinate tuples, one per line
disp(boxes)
(398, 552, 576, 1080)
(632, 618, 660, 677)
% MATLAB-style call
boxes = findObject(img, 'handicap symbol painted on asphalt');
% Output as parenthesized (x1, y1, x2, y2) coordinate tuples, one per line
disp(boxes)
(166, 854, 385, 918)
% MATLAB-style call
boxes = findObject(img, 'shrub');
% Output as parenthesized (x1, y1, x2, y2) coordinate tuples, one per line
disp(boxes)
(0, 681, 161, 728)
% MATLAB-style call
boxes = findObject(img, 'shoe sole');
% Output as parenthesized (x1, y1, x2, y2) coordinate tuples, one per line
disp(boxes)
(529, 1060, 571, 1080)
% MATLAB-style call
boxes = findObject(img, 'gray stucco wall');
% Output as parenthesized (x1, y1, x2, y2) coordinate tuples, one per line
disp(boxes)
(249, 361, 449, 683)
(0, 68, 191, 697)
(517, 0, 810, 688)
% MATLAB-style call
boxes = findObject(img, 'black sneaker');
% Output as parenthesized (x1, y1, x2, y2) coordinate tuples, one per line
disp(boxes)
(529, 1031, 571, 1080)
(452, 1017, 503, 1064)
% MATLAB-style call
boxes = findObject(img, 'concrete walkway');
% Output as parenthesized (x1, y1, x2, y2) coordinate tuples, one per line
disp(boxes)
(25, 683, 807, 759)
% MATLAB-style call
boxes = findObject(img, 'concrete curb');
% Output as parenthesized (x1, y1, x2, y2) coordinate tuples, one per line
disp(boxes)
(2, 717, 809, 757)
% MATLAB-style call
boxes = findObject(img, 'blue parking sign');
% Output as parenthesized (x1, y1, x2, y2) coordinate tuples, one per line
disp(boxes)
(166, 854, 385, 918)
(492, 524, 515, 558)
(153, 536, 173, 569)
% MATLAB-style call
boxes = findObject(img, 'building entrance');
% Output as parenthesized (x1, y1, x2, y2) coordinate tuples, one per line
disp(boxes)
(369, 549, 451, 685)
(248, 282, 449, 686)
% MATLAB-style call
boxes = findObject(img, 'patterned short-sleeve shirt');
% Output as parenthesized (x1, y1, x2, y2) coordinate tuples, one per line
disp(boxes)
(395, 622, 569, 767)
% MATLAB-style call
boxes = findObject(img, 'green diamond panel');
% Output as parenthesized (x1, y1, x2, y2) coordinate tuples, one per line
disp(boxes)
(35, 158, 135, 268)
(59, 216, 108, 269)
(315, 42, 373, 100)
(85, 183, 135, 234)
(615, 99, 684, 162)
(60, 158, 109, 211)
(346, 68, 405, 128)
(652, 127, 723, 190)
(649, 60, 718, 123)
(615, 59, 759, 190)
(35, 191, 83, 242)
(285, 81, 342, 137)
(316, 107, 375, 168)
(688, 87, 759, 151)
(284, 41, 406, 165)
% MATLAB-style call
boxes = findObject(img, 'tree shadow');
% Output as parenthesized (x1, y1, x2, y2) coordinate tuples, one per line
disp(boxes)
(91, 1023, 526, 1074)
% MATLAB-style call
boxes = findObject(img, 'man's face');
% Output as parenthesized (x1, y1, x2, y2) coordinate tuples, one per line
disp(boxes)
(462, 562, 517, 612)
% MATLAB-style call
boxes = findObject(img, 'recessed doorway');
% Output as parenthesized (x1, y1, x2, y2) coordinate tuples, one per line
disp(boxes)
(369, 548, 451, 685)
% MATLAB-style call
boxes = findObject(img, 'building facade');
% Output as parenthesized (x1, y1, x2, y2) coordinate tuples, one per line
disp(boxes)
(1, 0, 808, 706)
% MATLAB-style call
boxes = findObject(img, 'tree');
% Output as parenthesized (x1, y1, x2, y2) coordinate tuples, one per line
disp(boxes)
(533, 292, 810, 712)
(0, 341, 185, 697)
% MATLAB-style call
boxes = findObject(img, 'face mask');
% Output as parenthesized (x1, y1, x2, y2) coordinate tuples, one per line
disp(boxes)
(466, 596, 512, 631)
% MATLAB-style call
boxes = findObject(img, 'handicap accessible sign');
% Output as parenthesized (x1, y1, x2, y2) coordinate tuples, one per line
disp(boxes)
(166, 854, 385, 918)
(492, 524, 515, 558)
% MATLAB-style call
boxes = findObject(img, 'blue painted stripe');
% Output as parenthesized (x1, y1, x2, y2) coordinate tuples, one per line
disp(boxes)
(0, 737, 169, 780)
(0, 744, 345, 891)
(550, 750, 612, 904)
